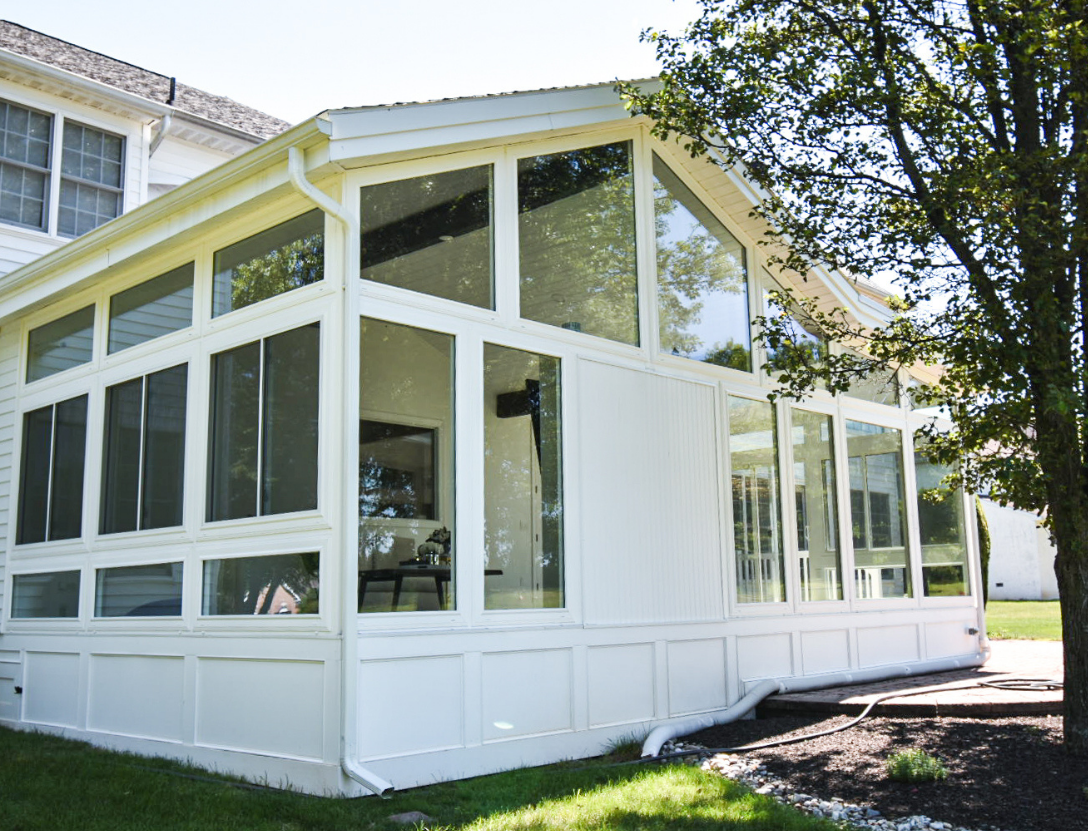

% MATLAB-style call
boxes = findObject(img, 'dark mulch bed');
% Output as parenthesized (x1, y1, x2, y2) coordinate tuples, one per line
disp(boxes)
(683, 712, 1087, 831)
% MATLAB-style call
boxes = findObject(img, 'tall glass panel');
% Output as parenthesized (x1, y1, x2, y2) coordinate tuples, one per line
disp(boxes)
(915, 451, 970, 596)
(202, 553, 319, 615)
(729, 397, 784, 603)
(101, 377, 143, 534)
(27, 305, 94, 382)
(11, 571, 80, 618)
(846, 420, 911, 598)
(208, 341, 260, 521)
(49, 395, 87, 541)
(361, 166, 493, 308)
(359, 319, 454, 612)
(212, 209, 324, 317)
(17, 404, 53, 544)
(95, 562, 183, 617)
(518, 142, 638, 345)
(108, 263, 194, 353)
(656, 156, 750, 370)
(142, 365, 187, 529)
(262, 324, 320, 515)
(484, 344, 563, 609)
(791, 409, 842, 600)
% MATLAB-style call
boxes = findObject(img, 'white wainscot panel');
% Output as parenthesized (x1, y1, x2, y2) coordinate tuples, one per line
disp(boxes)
(737, 634, 793, 681)
(579, 361, 723, 625)
(858, 625, 920, 667)
(24, 652, 80, 727)
(800, 630, 851, 676)
(925, 621, 978, 659)
(196, 658, 325, 761)
(358, 656, 463, 759)
(88, 655, 185, 742)
(481, 650, 572, 742)
(587, 643, 655, 727)
(667, 639, 726, 716)
(0, 651, 22, 721)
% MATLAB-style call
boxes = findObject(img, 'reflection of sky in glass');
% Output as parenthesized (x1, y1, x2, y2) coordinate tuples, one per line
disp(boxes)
(654, 156, 749, 368)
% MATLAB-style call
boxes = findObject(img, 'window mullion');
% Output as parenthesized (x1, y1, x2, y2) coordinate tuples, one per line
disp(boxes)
(135, 375, 149, 530)
(46, 114, 63, 236)
(45, 403, 57, 541)
(256, 337, 267, 518)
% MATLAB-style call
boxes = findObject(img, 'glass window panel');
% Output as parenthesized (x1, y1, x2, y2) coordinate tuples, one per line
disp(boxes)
(27, 305, 95, 382)
(655, 156, 750, 370)
(729, 397, 785, 603)
(792, 409, 842, 601)
(915, 451, 970, 596)
(518, 142, 638, 345)
(142, 365, 188, 529)
(12, 571, 80, 618)
(763, 272, 827, 385)
(0, 100, 51, 232)
(262, 324, 320, 515)
(202, 553, 319, 615)
(846, 420, 912, 598)
(845, 351, 900, 406)
(212, 209, 325, 317)
(101, 377, 143, 534)
(49, 395, 88, 541)
(17, 405, 53, 545)
(359, 318, 454, 613)
(108, 263, 195, 353)
(484, 344, 563, 609)
(208, 341, 260, 521)
(360, 166, 493, 308)
(95, 562, 183, 617)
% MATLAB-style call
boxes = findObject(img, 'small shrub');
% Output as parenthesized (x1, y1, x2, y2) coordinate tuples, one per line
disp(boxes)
(885, 749, 948, 783)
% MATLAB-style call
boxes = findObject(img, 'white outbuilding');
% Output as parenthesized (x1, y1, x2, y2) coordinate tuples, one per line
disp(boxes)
(0, 82, 985, 795)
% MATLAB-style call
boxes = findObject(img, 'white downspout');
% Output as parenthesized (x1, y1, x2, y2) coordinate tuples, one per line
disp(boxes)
(149, 112, 173, 157)
(287, 145, 392, 797)
(641, 650, 989, 758)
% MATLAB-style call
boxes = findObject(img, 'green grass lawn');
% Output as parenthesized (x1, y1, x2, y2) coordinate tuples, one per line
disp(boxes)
(0, 726, 839, 831)
(986, 600, 1062, 640)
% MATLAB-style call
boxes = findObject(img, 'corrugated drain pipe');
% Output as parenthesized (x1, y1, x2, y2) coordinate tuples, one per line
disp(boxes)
(287, 145, 393, 797)
(641, 646, 991, 758)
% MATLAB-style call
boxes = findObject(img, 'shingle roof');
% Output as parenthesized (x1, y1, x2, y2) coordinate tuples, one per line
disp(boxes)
(0, 21, 291, 139)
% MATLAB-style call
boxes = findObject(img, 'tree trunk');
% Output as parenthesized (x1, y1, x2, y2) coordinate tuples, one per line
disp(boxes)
(1054, 522, 1088, 754)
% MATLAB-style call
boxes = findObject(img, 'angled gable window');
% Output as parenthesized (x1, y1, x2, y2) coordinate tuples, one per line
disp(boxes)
(518, 141, 638, 345)
(17, 395, 88, 544)
(655, 155, 750, 371)
(212, 210, 325, 317)
(361, 166, 493, 308)
(27, 305, 95, 382)
(108, 263, 194, 353)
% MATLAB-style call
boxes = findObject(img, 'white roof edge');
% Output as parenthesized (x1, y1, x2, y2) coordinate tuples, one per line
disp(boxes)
(0, 46, 270, 142)
(0, 117, 326, 303)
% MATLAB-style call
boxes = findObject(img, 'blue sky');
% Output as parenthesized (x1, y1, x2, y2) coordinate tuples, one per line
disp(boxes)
(12, 0, 703, 124)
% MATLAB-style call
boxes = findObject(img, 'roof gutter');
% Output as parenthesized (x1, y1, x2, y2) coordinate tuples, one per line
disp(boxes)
(286, 147, 391, 797)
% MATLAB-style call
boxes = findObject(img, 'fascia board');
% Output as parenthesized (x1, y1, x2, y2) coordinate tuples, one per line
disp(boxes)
(0, 120, 327, 321)
(327, 83, 649, 164)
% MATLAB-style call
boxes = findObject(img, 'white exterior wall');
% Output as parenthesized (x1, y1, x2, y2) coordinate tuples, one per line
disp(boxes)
(0, 105, 984, 795)
(984, 498, 1059, 600)
(147, 136, 234, 199)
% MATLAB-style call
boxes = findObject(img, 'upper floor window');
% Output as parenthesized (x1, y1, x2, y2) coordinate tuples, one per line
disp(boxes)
(0, 99, 125, 238)
(654, 155, 750, 370)
(361, 166, 494, 309)
(212, 209, 325, 317)
(518, 141, 638, 345)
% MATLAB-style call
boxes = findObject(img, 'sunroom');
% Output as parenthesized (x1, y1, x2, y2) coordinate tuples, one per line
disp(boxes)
(0, 83, 984, 794)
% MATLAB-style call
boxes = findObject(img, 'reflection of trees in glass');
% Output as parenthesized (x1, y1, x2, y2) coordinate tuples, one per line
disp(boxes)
(207, 553, 319, 615)
(518, 143, 638, 345)
(654, 157, 749, 370)
(213, 210, 324, 317)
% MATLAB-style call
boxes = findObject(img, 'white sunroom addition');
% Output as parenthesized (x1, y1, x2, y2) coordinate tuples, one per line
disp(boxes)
(0, 83, 983, 795)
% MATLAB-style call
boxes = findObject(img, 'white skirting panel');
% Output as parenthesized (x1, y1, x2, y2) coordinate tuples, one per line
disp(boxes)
(578, 360, 724, 625)
(737, 633, 793, 681)
(667, 638, 727, 716)
(0, 649, 22, 722)
(924, 621, 977, 659)
(24, 651, 80, 728)
(358, 655, 464, 759)
(88, 654, 185, 742)
(586, 643, 655, 727)
(800, 630, 851, 675)
(857, 625, 921, 667)
(481, 649, 573, 741)
(195, 658, 326, 761)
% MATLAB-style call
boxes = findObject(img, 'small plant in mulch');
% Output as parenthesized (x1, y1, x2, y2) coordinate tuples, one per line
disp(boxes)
(885, 749, 949, 783)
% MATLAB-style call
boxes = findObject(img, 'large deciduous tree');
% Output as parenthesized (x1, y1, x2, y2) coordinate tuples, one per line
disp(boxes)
(623, 0, 1088, 751)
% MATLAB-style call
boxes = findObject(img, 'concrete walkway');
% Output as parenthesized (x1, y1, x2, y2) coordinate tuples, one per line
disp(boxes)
(759, 639, 1063, 717)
